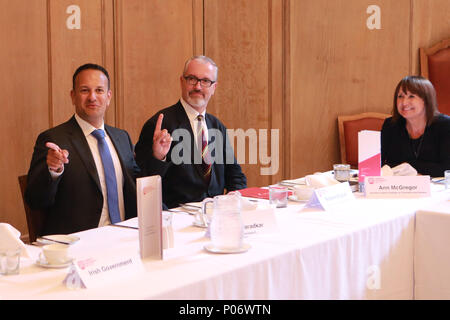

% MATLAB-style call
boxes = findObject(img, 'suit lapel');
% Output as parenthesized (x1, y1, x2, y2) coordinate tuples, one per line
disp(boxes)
(105, 125, 130, 182)
(105, 126, 123, 161)
(66, 116, 102, 192)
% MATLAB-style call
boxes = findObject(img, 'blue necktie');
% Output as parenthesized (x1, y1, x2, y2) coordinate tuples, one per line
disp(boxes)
(91, 129, 121, 224)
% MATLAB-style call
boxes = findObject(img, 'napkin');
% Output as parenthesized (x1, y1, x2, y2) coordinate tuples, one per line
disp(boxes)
(280, 177, 306, 185)
(381, 165, 394, 176)
(0, 223, 31, 258)
(305, 173, 340, 188)
(229, 191, 258, 210)
(241, 197, 258, 211)
(382, 163, 417, 176)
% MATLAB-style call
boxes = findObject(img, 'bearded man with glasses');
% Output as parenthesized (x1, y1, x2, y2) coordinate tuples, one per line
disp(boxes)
(135, 56, 247, 209)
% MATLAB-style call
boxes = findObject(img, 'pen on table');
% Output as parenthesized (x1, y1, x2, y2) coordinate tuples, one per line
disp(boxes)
(167, 208, 195, 215)
(110, 224, 139, 230)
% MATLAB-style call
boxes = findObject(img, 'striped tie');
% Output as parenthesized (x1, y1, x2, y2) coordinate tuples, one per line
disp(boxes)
(197, 115, 211, 183)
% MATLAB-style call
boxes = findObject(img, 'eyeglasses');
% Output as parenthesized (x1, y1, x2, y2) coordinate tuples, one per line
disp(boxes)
(183, 75, 216, 88)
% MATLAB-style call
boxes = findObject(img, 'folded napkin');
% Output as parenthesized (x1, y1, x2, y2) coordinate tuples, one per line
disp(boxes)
(229, 191, 258, 210)
(382, 163, 417, 176)
(0, 223, 30, 258)
(305, 173, 340, 188)
(241, 197, 258, 211)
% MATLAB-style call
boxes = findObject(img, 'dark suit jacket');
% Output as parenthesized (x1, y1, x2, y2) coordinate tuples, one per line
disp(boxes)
(25, 116, 140, 235)
(135, 101, 247, 208)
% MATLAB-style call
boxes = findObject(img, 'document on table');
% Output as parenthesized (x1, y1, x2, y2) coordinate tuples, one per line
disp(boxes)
(113, 218, 139, 229)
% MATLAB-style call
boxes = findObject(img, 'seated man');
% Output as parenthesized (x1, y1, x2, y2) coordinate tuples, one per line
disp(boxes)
(25, 63, 140, 235)
(135, 55, 247, 208)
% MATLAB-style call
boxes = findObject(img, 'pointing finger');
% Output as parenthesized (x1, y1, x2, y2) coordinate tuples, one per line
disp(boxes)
(45, 142, 62, 152)
(155, 113, 164, 133)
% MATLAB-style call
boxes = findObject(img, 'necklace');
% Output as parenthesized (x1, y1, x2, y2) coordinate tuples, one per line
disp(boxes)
(410, 130, 425, 159)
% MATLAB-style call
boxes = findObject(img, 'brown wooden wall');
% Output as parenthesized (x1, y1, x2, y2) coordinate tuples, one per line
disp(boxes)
(1, 0, 449, 240)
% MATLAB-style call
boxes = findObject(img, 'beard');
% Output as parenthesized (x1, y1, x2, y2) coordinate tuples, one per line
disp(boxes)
(186, 90, 207, 109)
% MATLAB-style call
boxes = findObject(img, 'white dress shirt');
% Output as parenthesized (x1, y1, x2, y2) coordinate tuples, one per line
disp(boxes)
(180, 97, 208, 151)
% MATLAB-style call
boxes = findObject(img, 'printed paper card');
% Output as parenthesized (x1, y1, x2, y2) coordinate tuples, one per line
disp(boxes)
(137, 175, 163, 260)
(358, 130, 381, 183)
(241, 206, 278, 236)
(306, 182, 355, 211)
(364, 176, 431, 198)
(63, 252, 144, 289)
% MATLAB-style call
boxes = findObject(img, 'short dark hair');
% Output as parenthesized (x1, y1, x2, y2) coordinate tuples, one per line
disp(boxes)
(72, 63, 110, 90)
(392, 75, 439, 125)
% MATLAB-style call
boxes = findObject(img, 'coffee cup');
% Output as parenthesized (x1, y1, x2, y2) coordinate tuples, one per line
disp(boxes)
(294, 185, 315, 200)
(40, 243, 70, 265)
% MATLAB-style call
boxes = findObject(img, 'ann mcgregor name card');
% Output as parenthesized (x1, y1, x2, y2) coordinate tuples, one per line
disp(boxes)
(364, 176, 431, 198)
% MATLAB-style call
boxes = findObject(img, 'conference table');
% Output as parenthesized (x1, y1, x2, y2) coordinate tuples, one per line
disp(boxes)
(1, 182, 449, 300)
(414, 197, 450, 299)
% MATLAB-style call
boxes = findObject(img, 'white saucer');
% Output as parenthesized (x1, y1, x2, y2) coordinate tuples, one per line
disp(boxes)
(36, 257, 74, 269)
(37, 234, 80, 245)
(204, 243, 251, 254)
(288, 195, 308, 202)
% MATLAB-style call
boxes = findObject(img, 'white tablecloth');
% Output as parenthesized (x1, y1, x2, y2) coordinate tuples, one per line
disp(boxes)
(1, 188, 449, 300)
(414, 194, 450, 299)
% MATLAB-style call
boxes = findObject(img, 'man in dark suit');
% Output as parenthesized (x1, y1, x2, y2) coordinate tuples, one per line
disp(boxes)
(135, 56, 247, 208)
(25, 63, 140, 235)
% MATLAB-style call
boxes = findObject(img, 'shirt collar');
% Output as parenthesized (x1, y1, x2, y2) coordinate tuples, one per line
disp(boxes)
(180, 98, 206, 121)
(74, 113, 105, 137)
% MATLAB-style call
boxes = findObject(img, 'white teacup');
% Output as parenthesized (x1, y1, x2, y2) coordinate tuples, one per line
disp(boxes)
(40, 244, 70, 265)
(294, 185, 315, 200)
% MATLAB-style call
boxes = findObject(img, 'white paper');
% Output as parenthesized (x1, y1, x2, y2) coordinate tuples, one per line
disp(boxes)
(364, 176, 431, 198)
(137, 176, 163, 260)
(306, 182, 355, 211)
(65, 252, 144, 289)
(241, 206, 278, 236)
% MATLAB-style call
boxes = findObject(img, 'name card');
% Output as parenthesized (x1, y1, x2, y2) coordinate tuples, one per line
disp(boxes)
(364, 176, 431, 198)
(306, 182, 355, 211)
(64, 253, 144, 289)
(241, 206, 278, 236)
(137, 175, 163, 260)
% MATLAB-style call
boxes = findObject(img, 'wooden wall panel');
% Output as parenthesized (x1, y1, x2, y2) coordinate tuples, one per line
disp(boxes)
(2, 0, 450, 238)
(204, 0, 284, 187)
(288, 0, 411, 179)
(411, 0, 450, 75)
(49, 0, 113, 126)
(0, 0, 48, 235)
(117, 0, 203, 140)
